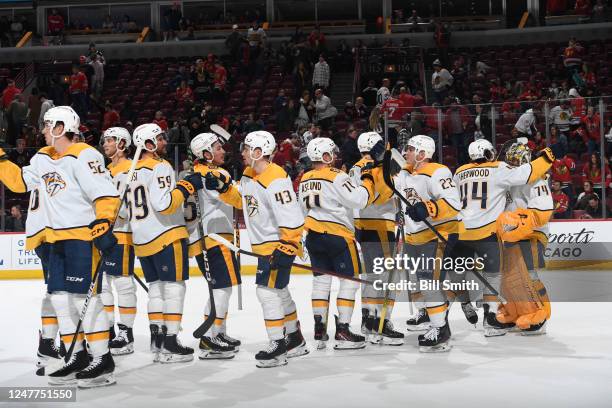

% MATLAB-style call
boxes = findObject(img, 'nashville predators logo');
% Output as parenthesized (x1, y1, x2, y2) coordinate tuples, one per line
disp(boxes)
(42, 172, 67, 197)
(244, 195, 259, 217)
(403, 188, 421, 206)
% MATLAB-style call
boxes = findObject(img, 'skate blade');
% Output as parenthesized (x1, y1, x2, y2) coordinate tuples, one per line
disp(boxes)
(406, 323, 430, 332)
(379, 337, 405, 346)
(48, 374, 77, 386)
(334, 341, 366, 350)
(110, 344, 134, 356)
(368, 334, 381, 344)
(198, 350, 236, 360)
(484, 328, 511, 337)
(159, 353, 194, 364)
(77, 373, 116, 389)
(315, 340, 327, 350)
(287, 345, 309, 359)
(256, 357, 288, 368)
(419, 343, 452, 353)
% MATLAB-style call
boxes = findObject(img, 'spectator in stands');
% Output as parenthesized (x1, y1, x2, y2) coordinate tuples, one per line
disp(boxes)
(8, 138, 32, 167)
(5, 205, 25, 232)
(7, 94, 27, 146)
(294, 62, 310, 100)
(169, 117, 190, 146)
(514, 108, 537, 137)
(47, 9, 65, 36)
(102, 15, 114, 31)
(343, 101, 357, 121)
(2, 79, 21, 110)
(298, 124, 320, 168)
(552, 151, 576, 203)
(296, 91, 315, 128)
(574, 0, 592, 15)
(583, 195, 603, 219)
(354, 96, 368, 118)
(433, 22, 451, 65)
(569, 88, 586, 119)
(243, 112, 264, 133)
(69, 64, 89, 119)
(361, 80, 378, 108)
(247, 21, 266, 59)
(592, 0, 607, 22)
(563, 38, 584, 86)
(445, 99, 470, 165)
(153, 111, 169, 131)
(277, 98, 297, 133)
(580, 105, 601, 154)
(273, 138, 297, 169)
(175, 80, 194, 104)
(431, 60, 453, 104)
(335, 39, 352, 71)
(552, 180, 571, 219)
(472, 104, 491, 141)
(102, 101, 120, 130)
(213, 60, 227, 100)
(225, 24, 243, 62)
(528, 131, 547, 152)
(314, 88, 337, 130)
(377, 78, 391, 106)
(340, 126, 360, 171)
(89, 54, 105, 100)
(312, 55, 331, 94)
(575, 181, 598, 210)
(406, 9, 423, 32)
(582, 153, 611, 199)
(38, 93, 54, 130)
(308, 26, 326, 56)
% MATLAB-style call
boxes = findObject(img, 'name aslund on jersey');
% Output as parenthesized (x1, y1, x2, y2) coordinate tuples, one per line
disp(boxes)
(42, 172, 67, 196)
(244, 195, 259, 217)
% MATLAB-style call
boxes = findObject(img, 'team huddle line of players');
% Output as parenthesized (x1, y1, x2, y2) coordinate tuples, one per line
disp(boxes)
(0, 105, 556, 388)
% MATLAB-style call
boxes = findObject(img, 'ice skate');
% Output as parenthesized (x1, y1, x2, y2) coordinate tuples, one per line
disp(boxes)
(334, 316, 366, 350)
(37, 331, 62, 368)
(76, 352, 116, 388)
(484, 311, 514, 337)
(47, 347, 89, 386)
(285, 325, 309, 358)
(520, 320, 547, 336)
(110, 323, 134, 356)
(255, 339, 288, 368)
(217, 332, 241, 352)
(371, 318, 404, 346)
(461, 302, 479, 326)
(314, 315, 329, 350)
(418, 323, 451, 353)
(406, 308, 430, 331)
(198, 336, 236, 360)
(150, 324, 163, 362)
(159, 328, 194, 364)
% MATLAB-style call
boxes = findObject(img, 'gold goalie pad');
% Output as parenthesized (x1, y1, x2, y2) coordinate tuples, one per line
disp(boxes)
(497, 243, 547, 329)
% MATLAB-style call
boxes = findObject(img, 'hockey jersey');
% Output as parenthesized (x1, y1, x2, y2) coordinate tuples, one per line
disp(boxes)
(219, 163, 304, 256)
(453, 156, 552, 241)
(392, 162, 461, 244)
(108, 159, 132, 245)
(0, 143, 120, 243)
(349, 158, 396, 233)
(506, 175, 553, 245)
(185, 162, 235, 257)
(25, 187, 46, 250)
(126, 157, 188, 257)
(299, 166, 374, 240)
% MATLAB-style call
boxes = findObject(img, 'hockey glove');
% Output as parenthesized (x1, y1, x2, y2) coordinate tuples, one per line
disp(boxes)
(536, 147, 555, 163)
(204, 172, 230, 193)
(89, 219, 117, 256)
(406, 201, 431, 222)
(368, 140, 386, 167)
(496, 209, 536, 242)
(0, 147, 6, 161)
(176, 173, 204, 199)
(269, 248, 295, 271)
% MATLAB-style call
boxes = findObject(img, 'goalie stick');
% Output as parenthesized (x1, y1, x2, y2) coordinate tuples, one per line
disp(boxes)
(381, 146, 507, 303)
(209, 233, 374, 285)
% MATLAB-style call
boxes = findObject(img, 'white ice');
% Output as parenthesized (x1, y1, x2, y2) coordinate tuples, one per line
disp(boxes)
(0, 273, 611, 408)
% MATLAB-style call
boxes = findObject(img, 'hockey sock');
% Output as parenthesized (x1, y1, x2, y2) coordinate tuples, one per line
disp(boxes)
(74, 294, 110, 357)
(100, 273, 115, 329)
(484, 271, 502, 313)
(163, 281, 186, 335)
(41, 293, 59, 339)
(51, 292, 84, 353)
(115, 275, 137, 328)
(279, 287, 299, 334)
(205, 287, 232, 336)
(426, 302, 448, 328)
(337, 279, 359, 324)
(256, 285, 285, 341)
(147, 281, 164, 328)
(312, 274, 332, 324)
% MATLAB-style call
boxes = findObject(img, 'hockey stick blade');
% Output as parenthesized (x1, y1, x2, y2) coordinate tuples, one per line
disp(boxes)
(210, 124, 232, 143)
(209, 233, 373, 285)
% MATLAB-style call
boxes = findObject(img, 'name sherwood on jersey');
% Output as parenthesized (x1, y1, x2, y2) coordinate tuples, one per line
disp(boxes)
(457, 168, 491, 181)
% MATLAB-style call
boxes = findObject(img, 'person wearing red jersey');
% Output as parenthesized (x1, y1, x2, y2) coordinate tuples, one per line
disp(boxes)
(69, 65, 89, 119)
(47, 9, 65, 35)
(582, 153, 612, 199)
(398, 87, 415, 114)
(213, 61, 227, 102)
(551, 180, 571, 219)
(580, 105, 601, 154)
(551, 153, 576, 203)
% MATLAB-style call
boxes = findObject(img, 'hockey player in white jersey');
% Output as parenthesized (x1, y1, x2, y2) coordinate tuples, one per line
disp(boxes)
(185, 133, 242, 359)
(207, 130, 307, 367)
(300, 137, 376, 350)
(453, 139, 554, 337)
(128, 123, 200, 363)
(348, 132, 404, 345)
(0, 106, 121, 387)
(495, 141, 553, 335)
(100, 127, 137, 355)
(382, 135, 461, 352)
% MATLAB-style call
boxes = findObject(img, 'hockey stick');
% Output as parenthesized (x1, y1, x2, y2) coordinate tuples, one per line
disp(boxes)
(132, 272, 148, 293)
(209, 233, 374, 285)
(381, 146, 506, 302)
(233, 167, 243, 311)
(210, 124, 232, 143)
(62, 145, 143, 365)
(189, 153, 217, 339)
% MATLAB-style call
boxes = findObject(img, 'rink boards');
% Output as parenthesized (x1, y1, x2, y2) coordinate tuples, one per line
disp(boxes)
(0, 220, 611, 279)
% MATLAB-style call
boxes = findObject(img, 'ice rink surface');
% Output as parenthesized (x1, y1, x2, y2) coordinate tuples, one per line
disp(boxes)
(1, 272, 611, 408)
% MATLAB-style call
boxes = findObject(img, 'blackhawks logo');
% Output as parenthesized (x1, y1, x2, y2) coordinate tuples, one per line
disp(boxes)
(244, 195, 259, 217)
(42, 172, 67, 197)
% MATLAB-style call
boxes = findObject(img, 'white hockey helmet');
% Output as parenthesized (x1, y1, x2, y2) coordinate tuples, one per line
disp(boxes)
(468, 138, 496, 162)
(307, 137, 337, 164)
(357, 131, 383, 153)
(190, 132, 220, 160)
(243, 130, 276, 157)
(133, 123, 164, 152)
(43, 106, 80, 134)
(103, 127, 131, 149)
(407, 135, 436, 159)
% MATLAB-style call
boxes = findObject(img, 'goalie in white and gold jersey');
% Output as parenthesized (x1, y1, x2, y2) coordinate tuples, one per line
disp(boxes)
(496, 141, 553, 335)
